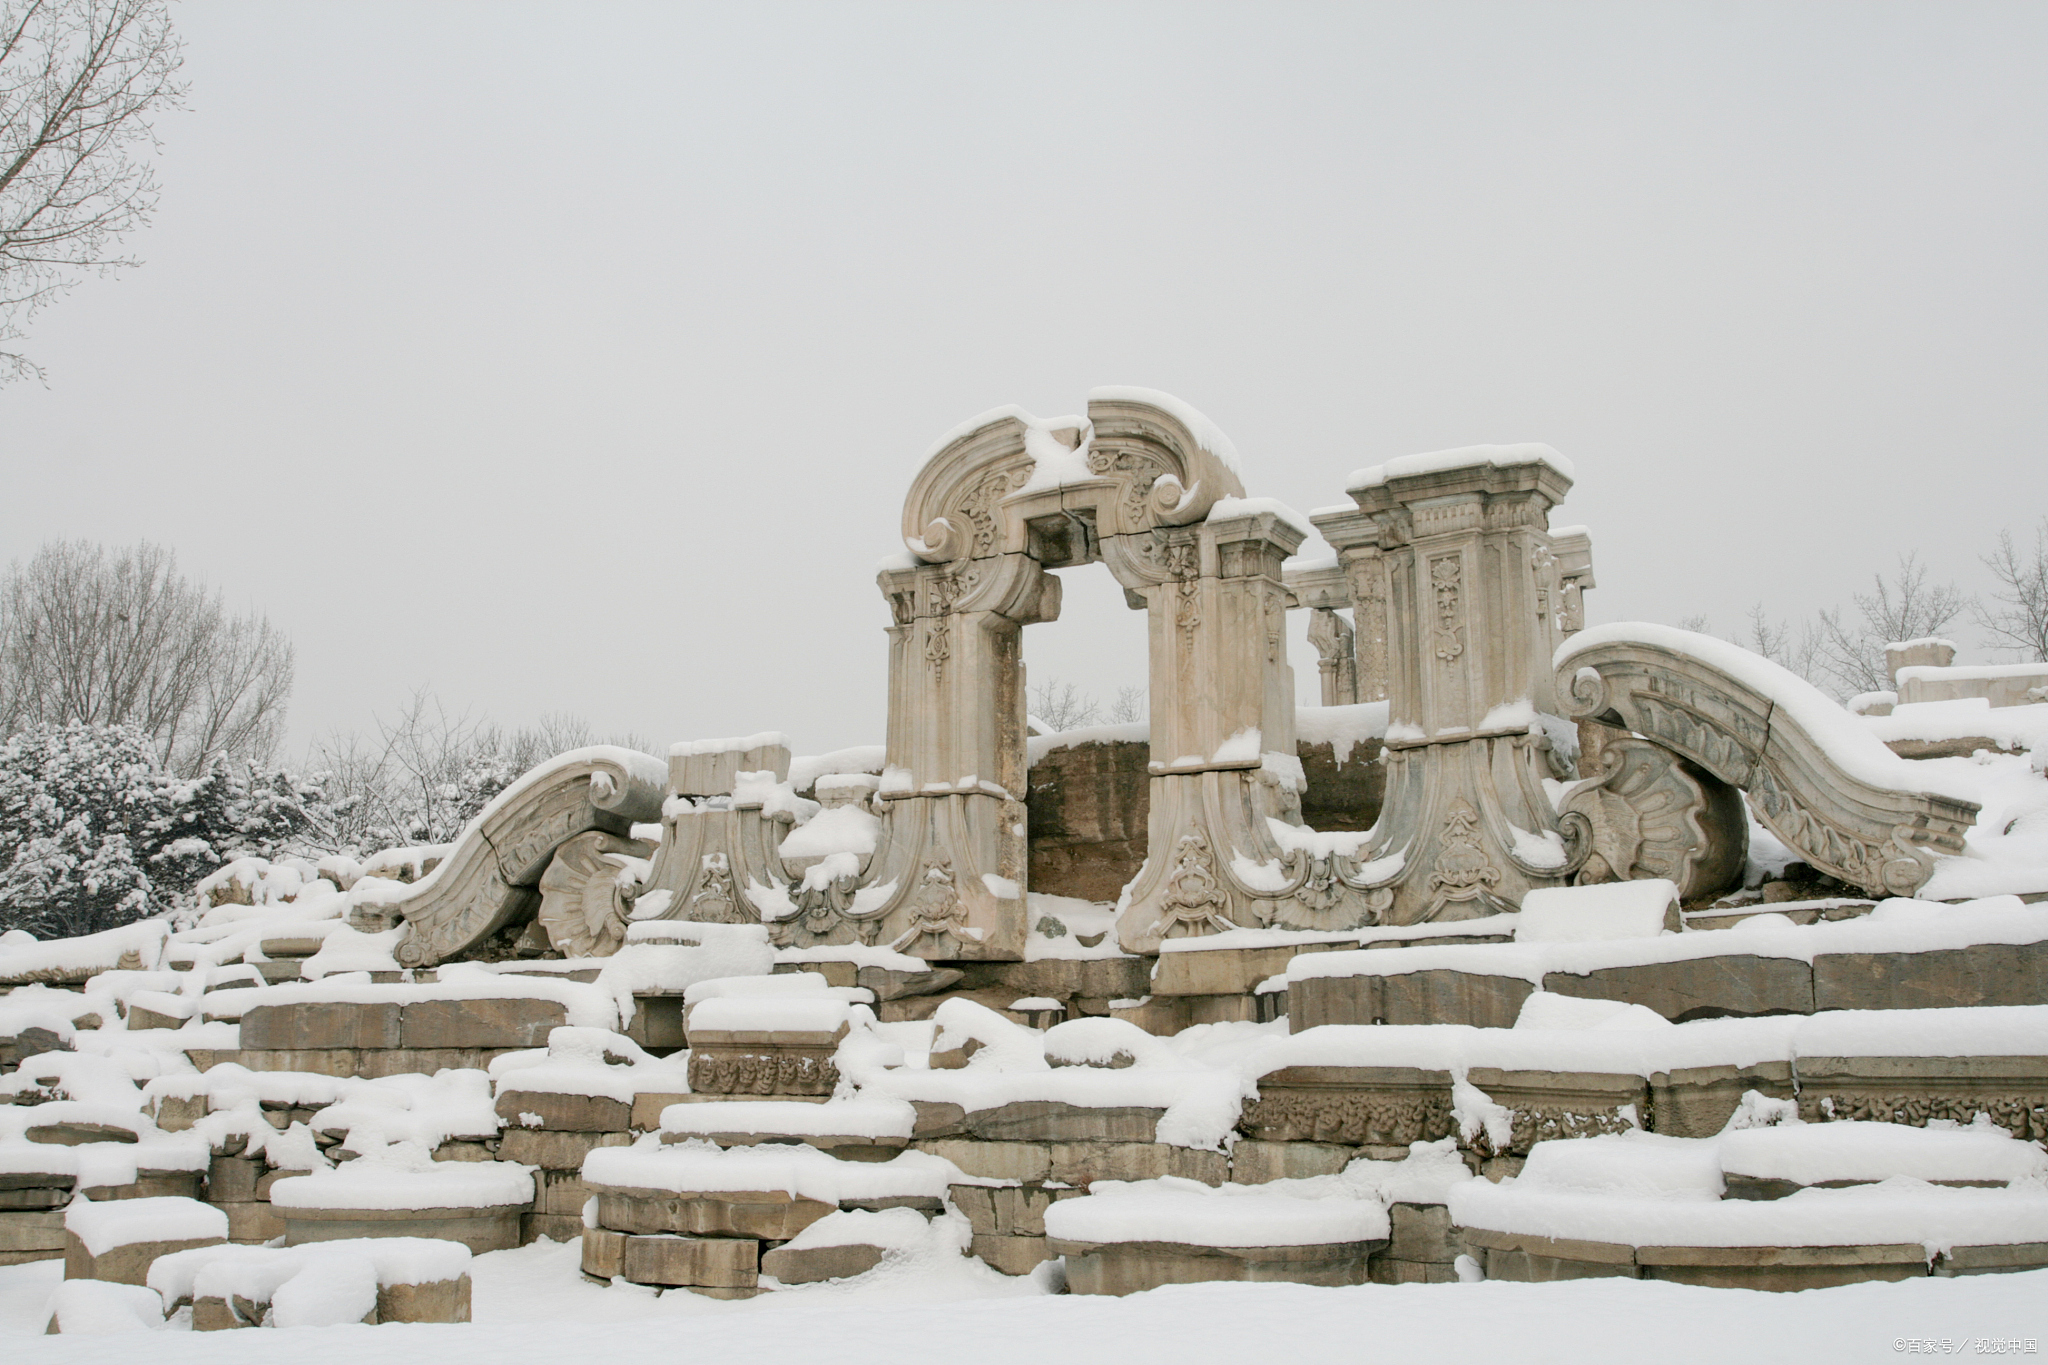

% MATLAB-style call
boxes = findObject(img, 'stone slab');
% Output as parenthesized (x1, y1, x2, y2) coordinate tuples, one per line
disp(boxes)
(1151, 942, 1355, 998)
(1055, 1238, 1383, 1295)
(1812, 942, 2048, 1012)
(963, 1101, 1164, 1144)
(1387, 1202, 1456, 1264)
(399, 997, 567, 1050)
(1228, 1141, 1360, 1185)
(969, 1232, 1052, 1276)
(0, 1209, 66, 1253)
(240, 1002, 402, 1052)
(1541, 954, 1814, 1021)
(378, 1274, 473, 1323)
(522, 1213, 587, 1245)
(1463, 1068, 1649, 1156)
(582, 1226, 626, 1279)
(620, 1233, 758, 1288)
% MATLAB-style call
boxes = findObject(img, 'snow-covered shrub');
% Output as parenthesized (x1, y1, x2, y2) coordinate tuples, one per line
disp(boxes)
(0, 722, 321, 936)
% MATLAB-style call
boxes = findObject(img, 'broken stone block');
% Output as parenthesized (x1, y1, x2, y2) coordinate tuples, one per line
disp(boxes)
(1812, 943, 2048, 1013)
(1054, 1238, 1382, 1294)
(686, 1045, 841, 1097)
(761, 1240, 885, 1283)
(962, 1101, 1164, 1144)
(494, 1089, 632, 1132)
(1386, 1202, 1456, 1263)
(581, 1226, 627, 1279)
(914, 1140, 1051, 1183)
(1461, 1068, 1650, 1157)
(1045, 1142, 1228, 1188)
(593, 1190, 835, 1241)
(1150, 941, 1354, 998)
(1635, 1240, 1931, 1291)
(1648, 1062, 1796, 1139)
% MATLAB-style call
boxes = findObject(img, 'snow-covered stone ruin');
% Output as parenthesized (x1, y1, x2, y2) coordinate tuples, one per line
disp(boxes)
(6, 388, 2048, 1331)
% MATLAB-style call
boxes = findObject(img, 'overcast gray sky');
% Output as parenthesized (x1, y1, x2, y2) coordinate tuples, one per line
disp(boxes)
(5, 1, 2045, 760)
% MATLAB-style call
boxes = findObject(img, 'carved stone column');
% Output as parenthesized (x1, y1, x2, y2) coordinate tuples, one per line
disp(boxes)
(1306, 608, 1359, 706)
(1310, 448, 1593, 923)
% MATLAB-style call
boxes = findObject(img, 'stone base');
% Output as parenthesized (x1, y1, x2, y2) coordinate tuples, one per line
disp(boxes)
(594, 1188, 834, 1240)
(64, 1229, 225, 1286)
(619, 1232, 758, 1289)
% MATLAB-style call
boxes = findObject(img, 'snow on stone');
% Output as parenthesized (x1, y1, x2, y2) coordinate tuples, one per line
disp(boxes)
(1717, 1120, 2048, 1187)
(777, 1206, 936, 1252)
(1088, 385, 1242, 474)
(42, 1279, 165, 1334)
(1287, 895, 2048, 986)
(0, 919, 169, 983)
(1025, 720, 1149, 766)
(1207, 496, 1314, 538)
(658, 1097, 917, 1141)
(1516, 880, 1679, 942)
(268, 1248, 381, 1327)
(787, 746, 889, 793)
(64, 1195, 227, 1256)
(488, 1029, 690, 1103)
(269, 1144, 534, 1210)
(780, 803, 880, 859)
(1345, 443, 1574, 494)
(1044, 1176, 1390, 1247)
(686, 995, 852, 1036)
(201, 966, 624, 1030)
(584, 1140, 956, 1204)
(1512, 992, 1673, 1032)
(1022, 894, 1125, 962)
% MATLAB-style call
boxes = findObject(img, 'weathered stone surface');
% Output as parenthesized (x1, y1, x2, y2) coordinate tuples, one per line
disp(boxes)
(914, 1139, 1050, 1183)
(1383, 971, 1535, 1029)
(0, 1187, 70, 1210)
(948, 1182, 1083, 1237)
(241, 1002, 402, 1052)
(625, 995, 688, 1052)
(281, 1204, 524, 1254)
(207, 1156, 263, 1204)
(25, 1120, 137, 1146)
(1541, 954, 1813, 1022)
(1387, 1202, 1456, 1263)
(969, 1232, 1053, 1276)
(1228, 1140, 1358, 1185)
(761, 1241, 885, 1283)
(1026, 737, 1149, 903)
(377, 1274, 473, 1323)
(1635, 1241, 1929, 1291)
(856, 965, 965, 1002)
(400, 997, 567, 1050)
(1046, 1142, 1229, 1188)
(533, 1169, 600, 1216)
(0, 1209, 66, 1253)
(620, 1233, 758, 1288)
(1240, 1066, 1456, 1147)
(1152, 942, 1355, 998)
(963, 957, 1155, 1003)
(962, 1102, 1163, 1144)
(582, 1226, 626, 1279)
(495, 1090, 632, 1133)
(1937, 1242, 2048, 1276)
(1813, 943, 2048, 1013)
(631, 1092, 693, 1130)
(190, 1296, 249, 1330)
(522, 1213, 587, 1244)
(1287, 973, 1375, 1030)
(593, 1190, 834, 1241)
(1054, 1238, 1383, 1295)
(1369, 1257, 1458, 1284)
(64, 1229, 225, 1286)
(1649, 1062, 1796, 1139)
(1794, 1054, 2048, 1141)
(1462, 1068, 1649, 1157)
(1459, 1226, 1638, 1275)
(223, 1047, 521, 1079)
(221, 1202, 284, 1244)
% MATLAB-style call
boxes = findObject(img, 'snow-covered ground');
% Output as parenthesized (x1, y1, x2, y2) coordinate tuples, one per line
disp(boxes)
(3, 1242, 2041, 1362)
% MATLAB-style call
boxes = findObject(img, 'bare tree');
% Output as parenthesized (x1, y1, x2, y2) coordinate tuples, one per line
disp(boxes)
(1975, 520, 2048, 662)
(1105, 685, 1146, 725)
(0, 539, 293, 773)
(1, 0, 186, 383)
(1027, 677, 1099, 732)
(1813, 553, 1970, 698)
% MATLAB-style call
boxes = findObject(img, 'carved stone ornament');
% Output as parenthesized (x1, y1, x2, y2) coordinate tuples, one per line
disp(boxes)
(686, 852, 753, 925)
(382, 748, 668, 968)
(1149, 830, 1238, 939)
(889, 863, 976, 956)
(1562, 733, 1747, 901)
(535, 829, 654, 958)
(686, 1047, 840, 1097)
(1556, 629, 1979, 897)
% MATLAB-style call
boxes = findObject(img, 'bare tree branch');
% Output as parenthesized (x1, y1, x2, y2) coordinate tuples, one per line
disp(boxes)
(0, 0, 186, 383)
(1975, 519, 2048, 662)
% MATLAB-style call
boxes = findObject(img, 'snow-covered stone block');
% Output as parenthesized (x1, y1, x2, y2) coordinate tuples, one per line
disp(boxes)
(1517, 880, 1681, 942)
(42, 1278, 165, 1333)
(63, 1195, 228, 1284)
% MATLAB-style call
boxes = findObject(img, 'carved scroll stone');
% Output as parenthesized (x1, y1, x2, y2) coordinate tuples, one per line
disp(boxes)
(1556, 630, 1979, 898)
(1239, 1066, 1456, 1147)
(370, 747, 668, 968)
(1562, 733, 1746, 901)
(536, 830, 655, 958)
